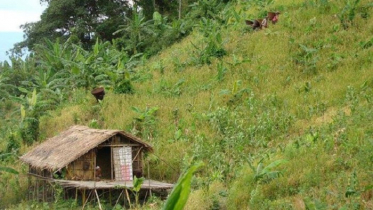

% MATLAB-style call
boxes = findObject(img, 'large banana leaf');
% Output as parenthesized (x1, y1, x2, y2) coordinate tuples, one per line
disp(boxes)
(0, 166, 19, 174)
(163, 162, 203, 210)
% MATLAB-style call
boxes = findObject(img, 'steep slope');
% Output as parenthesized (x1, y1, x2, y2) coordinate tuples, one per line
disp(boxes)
(5, 0, 373, 209)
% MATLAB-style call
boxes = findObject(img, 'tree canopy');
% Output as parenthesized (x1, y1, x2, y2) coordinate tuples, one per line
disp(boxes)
(18, 0, 132, 50)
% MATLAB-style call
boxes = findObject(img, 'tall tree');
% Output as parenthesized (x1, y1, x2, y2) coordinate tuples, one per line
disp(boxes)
(135, 0, 180, 20)
(114, 5, 154, 54)
(17, 0, 131, 51)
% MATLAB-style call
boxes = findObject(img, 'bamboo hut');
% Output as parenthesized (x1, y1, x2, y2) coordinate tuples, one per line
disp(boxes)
(20, 125, 173, 203)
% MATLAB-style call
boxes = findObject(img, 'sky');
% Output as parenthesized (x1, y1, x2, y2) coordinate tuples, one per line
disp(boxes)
(0, 0, 47, 62)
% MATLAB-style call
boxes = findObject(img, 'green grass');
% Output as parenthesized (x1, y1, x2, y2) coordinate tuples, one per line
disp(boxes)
(1, 0, 373, 209)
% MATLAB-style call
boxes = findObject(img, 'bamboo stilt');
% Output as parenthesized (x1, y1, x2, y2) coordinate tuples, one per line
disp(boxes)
(82, 189, 86, 205)
(82, 190, 93, 210)
(115, 190, 124, 206)
(27, 176, 31, 200)
(95, 189, 102, 210)
(143, 190, 148, 206)
(111, 147, 114, 180)
(109, 189, 112, 205)
(43, 180, 45, 202)
(148, 160, 152, 196)
(35, 179, 38, 201)
(125, 188, 131, 208)
(75, 188, 78, 202)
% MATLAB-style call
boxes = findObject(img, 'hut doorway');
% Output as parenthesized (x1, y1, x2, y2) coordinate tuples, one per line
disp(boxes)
(113, 146, 133, 181)
(96, 147, 112, 180)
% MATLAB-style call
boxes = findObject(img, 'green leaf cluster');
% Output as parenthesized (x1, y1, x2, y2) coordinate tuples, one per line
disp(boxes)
(163, 162, 203, 210)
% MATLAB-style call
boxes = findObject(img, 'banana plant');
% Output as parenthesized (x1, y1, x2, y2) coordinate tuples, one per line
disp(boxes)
(113, 4, 154, 54)
(163, 162, 203, 210)
(2, 58, 36, 96)
(112, 58, 134, 94)
(189, 0, 223, 20)
(16, 89, 46, 145)
(248, 159, 288, 183)
(34, 38, 72, 74)
(69, 39, 116, 90)
(0, 153, 18, 175)
(0, 75, 15, 100)
(132, 176, 145, 207)
(28, 68, 67, 106)
(131, 106, 159, 138)
(0, 166, 18, 174)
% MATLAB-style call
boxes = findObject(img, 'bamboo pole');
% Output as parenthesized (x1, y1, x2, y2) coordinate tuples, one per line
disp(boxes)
(27, 175, 31, 200)
(82, 189, 86, 205)
(125, 188, 131, 208)
(143, 190, 148, 206)
(114, 190, 124, 206)
(75, 188, 78, 202)
(82, 190, 93, 210)
(35, 179, 38, 201)
(111, 147, 114, 180)
(109, 189, 112, 206)
(131, 147, 142, 164)
(95, 189, 102, 210)
(148, 160, 152, 196)
(98, 144, 140, 147)
(93, 151, 96, 180)
(43, 180, 45, 202)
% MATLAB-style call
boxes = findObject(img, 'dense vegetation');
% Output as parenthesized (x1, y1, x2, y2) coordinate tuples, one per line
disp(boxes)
(1, 0, 373, 209)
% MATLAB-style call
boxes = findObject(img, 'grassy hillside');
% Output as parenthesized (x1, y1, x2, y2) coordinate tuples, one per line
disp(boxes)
(2, 0, 373, 209)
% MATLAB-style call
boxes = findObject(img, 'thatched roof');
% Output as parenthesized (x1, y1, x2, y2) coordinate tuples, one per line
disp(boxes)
(20, 125, 153, 171)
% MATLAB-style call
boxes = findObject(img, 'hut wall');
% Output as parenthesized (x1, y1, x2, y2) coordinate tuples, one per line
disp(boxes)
(132, 146, 143, 178)
(95, 135, 145, 181)
(66, 151, 96, 180)
(29, 166, 52, 178)
(113, 135, 133, 144)
(113, 146, 133, 181)
(113, 135, 144, 179)
(61, 134, 146, 181)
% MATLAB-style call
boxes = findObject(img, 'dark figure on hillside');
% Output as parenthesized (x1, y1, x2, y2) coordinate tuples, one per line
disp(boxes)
(95, 166, 102, 181)
(245, 11, 280, 30)
(91, 87, 105, 102)
(267, 12, 280, 24)
(245, 19, 266, 30)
